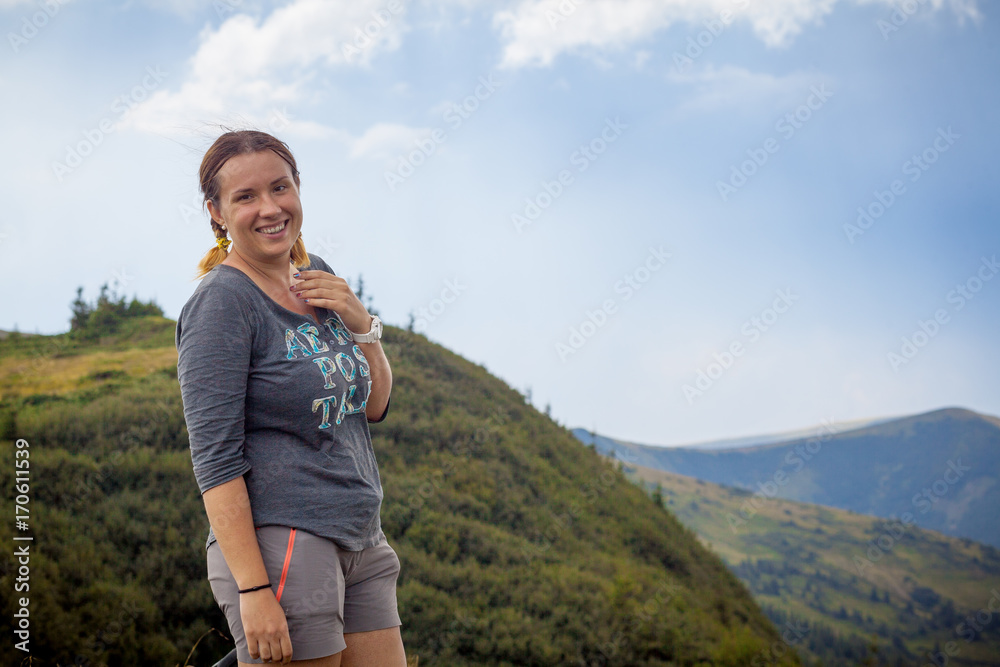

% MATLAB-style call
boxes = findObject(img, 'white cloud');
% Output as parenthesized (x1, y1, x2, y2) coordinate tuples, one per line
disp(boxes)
(348, 122, 433, 161)
(119, 0, 436, 168)
(492, 0, 981, 69)
(951, 0, 983, 22)
(123, 0, 409, 135)
(665, 64, 819, 115)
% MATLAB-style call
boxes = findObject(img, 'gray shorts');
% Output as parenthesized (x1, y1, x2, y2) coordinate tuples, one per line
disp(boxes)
(207, 526, 402, 663)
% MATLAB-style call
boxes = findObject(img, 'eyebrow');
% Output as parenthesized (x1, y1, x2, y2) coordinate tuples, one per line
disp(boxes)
(231, 176, 291, 196)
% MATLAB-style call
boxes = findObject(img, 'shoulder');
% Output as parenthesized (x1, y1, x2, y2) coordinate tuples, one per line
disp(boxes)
(182, 267, 246, 309)
(178, 267, 256, 331)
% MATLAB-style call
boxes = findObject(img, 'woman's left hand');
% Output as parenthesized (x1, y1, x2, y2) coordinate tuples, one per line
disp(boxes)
(291, 270, 372, 335)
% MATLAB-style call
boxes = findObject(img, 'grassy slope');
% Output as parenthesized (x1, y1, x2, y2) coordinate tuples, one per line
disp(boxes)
(0, 318, 795, 666)
(622, 462, 1000, 666)
(0, 317, 178, 398)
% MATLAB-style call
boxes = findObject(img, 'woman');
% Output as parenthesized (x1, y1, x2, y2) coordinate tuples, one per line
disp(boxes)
(175, 129, 406, 666)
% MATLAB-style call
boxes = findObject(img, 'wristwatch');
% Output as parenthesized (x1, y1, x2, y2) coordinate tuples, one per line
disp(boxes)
(351, 315, 383, 344)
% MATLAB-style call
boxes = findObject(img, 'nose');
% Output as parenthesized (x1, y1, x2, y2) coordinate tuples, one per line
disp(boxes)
(259, 191, 282, 217)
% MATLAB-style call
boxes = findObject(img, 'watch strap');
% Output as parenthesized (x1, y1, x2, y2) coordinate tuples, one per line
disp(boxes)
(352, 315, 381, 343)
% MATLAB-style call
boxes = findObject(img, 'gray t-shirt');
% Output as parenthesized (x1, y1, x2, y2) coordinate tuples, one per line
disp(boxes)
(175, 253, 389, 551)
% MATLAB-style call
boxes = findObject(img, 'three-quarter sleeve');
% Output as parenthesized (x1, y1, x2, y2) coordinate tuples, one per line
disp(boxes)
(175, 283, 255, 495)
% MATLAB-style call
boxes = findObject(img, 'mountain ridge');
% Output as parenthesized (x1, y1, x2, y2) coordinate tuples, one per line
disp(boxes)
(574, 407, 1000, 548)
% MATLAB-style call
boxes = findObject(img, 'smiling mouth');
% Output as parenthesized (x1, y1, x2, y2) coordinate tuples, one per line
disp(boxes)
(257, 220, 287, 234)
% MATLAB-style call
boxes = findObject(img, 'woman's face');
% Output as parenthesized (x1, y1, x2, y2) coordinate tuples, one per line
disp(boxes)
(207, 149, 303, 266)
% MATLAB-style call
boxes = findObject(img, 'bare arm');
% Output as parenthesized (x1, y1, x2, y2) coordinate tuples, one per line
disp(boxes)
(203, 476, 269, 589)
(203, 476, 292, 664)
(359, 338, 392, 422)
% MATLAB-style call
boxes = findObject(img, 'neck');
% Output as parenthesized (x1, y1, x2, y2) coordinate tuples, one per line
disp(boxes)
(227, 249, 292, 286)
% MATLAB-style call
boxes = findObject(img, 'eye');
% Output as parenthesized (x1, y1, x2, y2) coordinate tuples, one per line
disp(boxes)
(275, 184, 287, 192)
(237, 193, 252, 201)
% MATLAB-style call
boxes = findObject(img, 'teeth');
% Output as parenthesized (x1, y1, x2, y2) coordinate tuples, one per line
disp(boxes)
(258, 221, 287, 234)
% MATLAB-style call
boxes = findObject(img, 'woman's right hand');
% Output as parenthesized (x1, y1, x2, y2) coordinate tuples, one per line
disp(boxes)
(239, 589, 293, 664)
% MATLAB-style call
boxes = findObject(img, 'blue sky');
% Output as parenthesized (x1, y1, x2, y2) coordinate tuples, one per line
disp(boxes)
(2, 0, 997, 446)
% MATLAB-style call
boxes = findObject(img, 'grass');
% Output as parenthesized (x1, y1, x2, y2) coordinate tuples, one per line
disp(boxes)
(625, 461, 1000, 666)
(0, 316, 178, 399)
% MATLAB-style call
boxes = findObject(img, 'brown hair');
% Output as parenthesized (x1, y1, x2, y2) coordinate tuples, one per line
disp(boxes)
(194, 129, 309, 279)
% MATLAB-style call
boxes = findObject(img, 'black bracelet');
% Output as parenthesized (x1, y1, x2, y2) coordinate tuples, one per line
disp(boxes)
(238, 583, 272, 594)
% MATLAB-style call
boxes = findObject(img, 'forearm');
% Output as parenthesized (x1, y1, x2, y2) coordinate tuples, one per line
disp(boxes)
(360, 339, 392, 421)
(202, 475, 269, 589)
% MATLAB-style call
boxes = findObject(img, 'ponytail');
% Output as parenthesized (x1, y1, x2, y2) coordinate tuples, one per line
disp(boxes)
(193, 219, 230, 279)
(194, 245, 229, 279)
(291, 234, 309, 269)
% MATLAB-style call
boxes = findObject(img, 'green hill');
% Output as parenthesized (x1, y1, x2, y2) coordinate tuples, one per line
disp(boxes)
(0, 316, 796, 666)
(620, 462, 1000, 666)
(574, 407, 1000, 548)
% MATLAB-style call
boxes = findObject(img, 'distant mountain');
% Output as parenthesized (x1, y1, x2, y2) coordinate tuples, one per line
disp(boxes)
(619, 462, 1000, 666)
(0, 316, 798, 666)
(582, 416, 895, 452)
(574, 407, 1000, 548)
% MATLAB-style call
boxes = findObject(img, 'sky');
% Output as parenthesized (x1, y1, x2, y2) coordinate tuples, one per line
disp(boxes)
(1, 0, 998, 447)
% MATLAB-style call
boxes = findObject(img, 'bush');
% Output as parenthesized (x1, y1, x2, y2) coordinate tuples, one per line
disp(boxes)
(70, 284, 164, 339)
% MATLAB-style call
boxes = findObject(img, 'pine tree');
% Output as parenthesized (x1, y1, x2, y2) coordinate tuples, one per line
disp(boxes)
(652, 482, 664, 508)
(70, 286, 92, 331)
